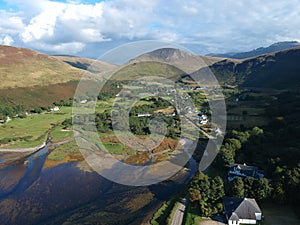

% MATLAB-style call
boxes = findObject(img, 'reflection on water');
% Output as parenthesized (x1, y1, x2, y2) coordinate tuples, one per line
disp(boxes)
(0, 145, 196, 225)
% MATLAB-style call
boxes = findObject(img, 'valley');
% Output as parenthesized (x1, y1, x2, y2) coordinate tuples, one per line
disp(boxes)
(0, 44, 299, 225)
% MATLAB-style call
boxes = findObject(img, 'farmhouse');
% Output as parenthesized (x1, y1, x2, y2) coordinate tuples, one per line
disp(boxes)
(228, 163, 264, 181)
(223, 197, 262, 225)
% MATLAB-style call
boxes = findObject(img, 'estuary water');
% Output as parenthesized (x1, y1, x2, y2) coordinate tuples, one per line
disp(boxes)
(0, 144, 197, 225)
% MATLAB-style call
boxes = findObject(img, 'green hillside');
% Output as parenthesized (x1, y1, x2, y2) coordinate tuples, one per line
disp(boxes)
(111, 61, 187, 81)
(208, 47, 300, 89)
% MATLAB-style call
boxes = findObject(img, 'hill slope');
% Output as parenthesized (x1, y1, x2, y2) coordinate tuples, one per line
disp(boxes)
(208, 41, 300, 59)
(111, 61, 187, 81)
(0, 45, 87, 89)
(53, 55, 119, 73)
(207, 46, 300, 89)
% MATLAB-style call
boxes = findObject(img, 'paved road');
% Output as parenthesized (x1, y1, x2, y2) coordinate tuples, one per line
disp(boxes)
(171, 197, 188, 225)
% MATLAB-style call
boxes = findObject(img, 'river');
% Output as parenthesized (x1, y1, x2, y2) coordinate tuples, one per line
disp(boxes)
(0, 142, 197, 225)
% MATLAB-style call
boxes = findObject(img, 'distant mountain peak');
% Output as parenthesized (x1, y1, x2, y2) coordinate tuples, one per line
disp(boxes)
(130, 48, 223, 73)
(146, 48, 192, 61)
(208, 41, 300, 59)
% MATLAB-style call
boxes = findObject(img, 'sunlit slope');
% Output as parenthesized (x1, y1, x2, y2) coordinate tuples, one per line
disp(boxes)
(0, 45, 83, 89)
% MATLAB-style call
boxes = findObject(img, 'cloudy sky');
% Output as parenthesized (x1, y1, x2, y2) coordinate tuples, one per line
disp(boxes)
(0, 0, 299, 59)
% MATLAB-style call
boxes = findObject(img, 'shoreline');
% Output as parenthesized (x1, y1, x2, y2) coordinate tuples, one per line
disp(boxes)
(0, 141, 47, 153)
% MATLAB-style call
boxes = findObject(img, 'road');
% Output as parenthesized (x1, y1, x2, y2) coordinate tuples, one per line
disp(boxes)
(185, 117, 215, 139)
(171, 197, 188, 225)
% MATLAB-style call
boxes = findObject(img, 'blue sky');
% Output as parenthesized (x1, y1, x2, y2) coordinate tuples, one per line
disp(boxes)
(0, 0, 299, 59)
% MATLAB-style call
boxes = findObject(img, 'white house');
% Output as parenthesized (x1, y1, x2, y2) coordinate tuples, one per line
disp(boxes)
(51, 106, 60, 111)
(80, 99, 88, 104)
(223, 197, 262, 225)
(198, 114, 208, 125)
(137, 113, 152, 117)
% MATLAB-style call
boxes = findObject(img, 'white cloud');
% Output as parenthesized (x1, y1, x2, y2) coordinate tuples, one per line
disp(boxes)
(0, 0, 300, 56)
(32, 41, 86, 55)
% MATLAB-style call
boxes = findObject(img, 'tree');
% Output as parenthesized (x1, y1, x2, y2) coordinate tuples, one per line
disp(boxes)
(215, 147, 235, 168)
(272, 183, 286, 203)
(190, 172, 211, 201)
(244, 177, 256, 198)
(230, 177, 245, 198)
(225, 138, 242, 151)
(189, 188, 202, 203)
(210, 176, 225, 201)
(230, 130, 250, 144)
(252, 178, 271, 201)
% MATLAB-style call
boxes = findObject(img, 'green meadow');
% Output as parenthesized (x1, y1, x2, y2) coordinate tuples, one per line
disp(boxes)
(0, 106, 72, 148)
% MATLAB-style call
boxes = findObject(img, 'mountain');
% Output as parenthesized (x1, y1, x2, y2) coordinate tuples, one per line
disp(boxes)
(207, 46, 300, 89)
(129, 48, 224, 73)
(0, 45, 119, 108)
(208, 41, 300, 59)
(1, 44, 300, 109)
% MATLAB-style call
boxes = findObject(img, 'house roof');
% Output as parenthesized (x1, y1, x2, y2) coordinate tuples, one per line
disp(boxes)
(223, 197, 262, 221)
(229, 163, 264, 178)
(230, 163, 258, 171)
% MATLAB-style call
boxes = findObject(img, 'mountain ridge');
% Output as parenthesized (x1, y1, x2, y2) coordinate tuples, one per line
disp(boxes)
(129, 48, 225, 73)
(207, 41, 300, 59)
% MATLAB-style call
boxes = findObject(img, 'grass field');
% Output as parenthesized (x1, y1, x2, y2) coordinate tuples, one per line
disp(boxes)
(50, 126, 74, 143)
(0, 107, 72, 148)
(261, 203, 300, 225)
(47, 140, 80, 161)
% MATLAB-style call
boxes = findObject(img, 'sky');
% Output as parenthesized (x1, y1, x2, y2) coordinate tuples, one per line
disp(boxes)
(0, 0, 300, 59)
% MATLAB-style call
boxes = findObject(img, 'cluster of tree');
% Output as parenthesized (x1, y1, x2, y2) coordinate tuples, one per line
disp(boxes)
(268, 163, 300, 207)
(129, 97, 172, 116)
(31, 98, 74, 114)
(0, 105, 26, 120)
(129, 115, 180, 138)
(0, 135, 33, 145)
(95, 110, 112, 133)
(189, 173, 224, 217)
(214, 124, 299, 209)
(228, 177, 271, 201)
(53, 98, 74, 107)
(214, 127, 264, 168)
(98, 92, 114, 101)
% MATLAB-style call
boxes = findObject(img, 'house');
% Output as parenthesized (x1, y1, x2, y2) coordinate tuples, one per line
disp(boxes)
(137, 113, 152, 117)
(228, 163, 264, 181)
(80, 99, 88, 104)
(51, 106, 60, 111)
(223, 197, 262, 225)
(198, 114, 208, 125)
